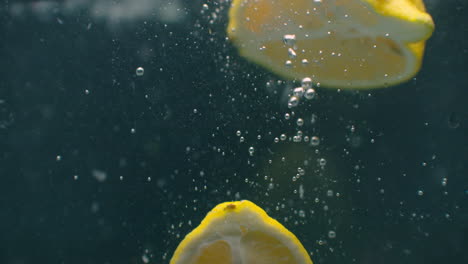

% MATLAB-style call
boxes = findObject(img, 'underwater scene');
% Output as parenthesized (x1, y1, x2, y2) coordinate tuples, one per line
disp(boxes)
(0, 0, 467, 263)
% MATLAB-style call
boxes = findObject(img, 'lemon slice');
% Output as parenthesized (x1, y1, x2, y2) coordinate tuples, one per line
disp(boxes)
(227, 0, 434, 89)
(170, 200, 313, 264)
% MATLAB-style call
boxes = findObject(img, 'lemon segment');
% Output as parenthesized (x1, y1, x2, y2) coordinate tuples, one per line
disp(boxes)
(227, 0, 434, 89)
(170, 200, 313, 264)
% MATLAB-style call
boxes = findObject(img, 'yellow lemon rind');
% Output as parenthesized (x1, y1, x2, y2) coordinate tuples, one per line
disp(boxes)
(227, 0, 434, 89)
(170, 200, 313, 264)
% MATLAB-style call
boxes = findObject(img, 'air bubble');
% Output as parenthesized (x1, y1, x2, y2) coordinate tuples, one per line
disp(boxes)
(288, 48, 297, 59)
(283, 34, 296, 46)
(319, 158, 327, 166)
(296, 118, 304, 126)
(248, 146, 255, 156)
(293, 87, 305, 97)
(288, 96, 299, 108)
(310, 136, 320, 146)
(441, 178, 447, 187)
(298, 210, 306, 217)
(301, 77, 313, 89)
(298, 167, 305, 176)
(280, 134, 287, 141)
(136, 67, 144, 76)
(285, 60, 293, 67)
(328, 230, 336, 239)
(304, 88, 316, 100)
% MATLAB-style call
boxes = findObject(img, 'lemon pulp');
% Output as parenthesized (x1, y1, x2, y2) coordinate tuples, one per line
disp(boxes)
(170, 200, 313, 264)
(227, 0, 434, 89)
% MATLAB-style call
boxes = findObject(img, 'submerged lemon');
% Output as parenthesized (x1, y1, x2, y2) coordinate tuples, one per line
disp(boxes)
(170, 200, 313, 264)
(227, 0, 434, 89)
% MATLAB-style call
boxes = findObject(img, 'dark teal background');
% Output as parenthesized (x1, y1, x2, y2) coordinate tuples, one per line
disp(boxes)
(0, 0, 467, 263)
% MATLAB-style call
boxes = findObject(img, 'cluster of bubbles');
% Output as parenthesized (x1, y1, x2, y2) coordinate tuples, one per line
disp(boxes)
(288, 77, 317, 108)
(281, 34, 318, 108)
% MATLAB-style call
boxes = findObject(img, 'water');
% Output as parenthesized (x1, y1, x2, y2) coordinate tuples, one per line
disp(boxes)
(0, 1, 467, 264)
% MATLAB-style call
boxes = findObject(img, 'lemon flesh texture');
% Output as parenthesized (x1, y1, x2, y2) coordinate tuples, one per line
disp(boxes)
(170, 200, 313, 264)
(227, 0, 434, 89)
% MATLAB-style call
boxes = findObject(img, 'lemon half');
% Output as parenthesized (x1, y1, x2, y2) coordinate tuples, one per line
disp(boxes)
(170, 200, 313, 264)
(227, 0, 434, 89)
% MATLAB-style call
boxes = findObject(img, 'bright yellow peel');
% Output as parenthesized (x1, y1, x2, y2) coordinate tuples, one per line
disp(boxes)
(227, 0, 434, 89)
(170, 200, 313, 264)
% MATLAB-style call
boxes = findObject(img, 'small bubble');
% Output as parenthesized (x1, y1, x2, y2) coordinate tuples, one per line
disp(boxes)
(448, 112, 461, 129)
(288, 48, 297, 59)
(130, 128, 136, 134)
(236, 130, 241, 136)
(301, 77, 313, 89)
(293, 87, 305, 97)
(193, 108, 198, 114)
(248, 146, 255, 156)
(296, 118, 304, 126)
(202, 3, 209, 10)
(304, 88, 316, 100)
(73, 175, 79, 180)
(284, 113, 291, 120)
(298, 210, 306, 218)
(92, 170, 107, 182)
(56, 155, 62, 161)
(280, 134, 287, 141)
(142, 254, 150, 264)
(288, 96, 300, 108)
(283, 34, 296, 46)
(327, 190, 333, 197)
(285, 60, 293, 67)
(274, 137, 279, 143)
(441, 178, 447, 187)
(301, 59, 309, 65)
(328, 230, 336, 239)
(319, 158, 327, 167)
(240, 136, 245, 142)
(136, 67, 145, 76)
(310, 136, 320, 146)
(417, 190, 424, 196)
(310, 114, 318, 124)
(298, 167, 305, 176)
